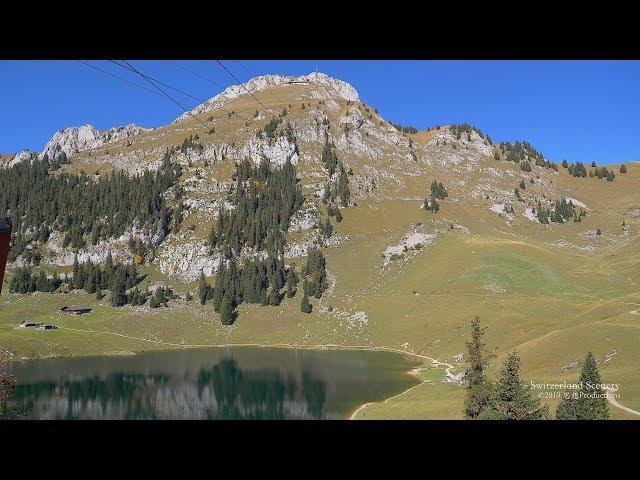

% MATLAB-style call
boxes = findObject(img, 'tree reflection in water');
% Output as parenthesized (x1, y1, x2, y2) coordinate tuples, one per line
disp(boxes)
(14, 359, 328, 420)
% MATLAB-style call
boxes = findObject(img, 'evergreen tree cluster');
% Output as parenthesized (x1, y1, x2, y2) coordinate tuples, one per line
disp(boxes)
(1, 151, 182, 264)
(301, 249, 328, 299)
(450, 124, 491, 143)
(321, 135, 339, 177)
(128, 238, 153, 265)
(9, 253, 146, 308)
(180, 134, 203, 154)
(209, 158, 304, 258)
(127, 286, 149, 306)
(320, 137, 351, 208)
(535, 198, 586, 224)
(322, 164, 351, 208)
(567, 161, 588, 177)
(464, 317, 613, 420)
(319, 216, 334, 238)
(430, 180, 448, 200)
(464, 316, 548, 420)
(424, 180, 447, 212)
(9, 267, 62, 294)
(499, 141, 557, 171)
(593, 165, 615, 181)
(69, 253, 142, 298)
(389, 122, 418, 134)
(148, 286, 175, 308)
(202, 255, 298, 325)
(424, 197, 440, 212)
(258, 116, 284, 140)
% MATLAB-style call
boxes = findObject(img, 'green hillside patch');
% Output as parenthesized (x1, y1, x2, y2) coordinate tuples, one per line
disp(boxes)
(469, 251, 575, 297)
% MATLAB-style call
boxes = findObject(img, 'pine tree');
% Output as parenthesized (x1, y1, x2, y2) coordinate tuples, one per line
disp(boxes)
(219, 293, 238, 325)
(424, 196, 439, 212)
(482, 351, 548, 419)
(321, 218, 333, 238)
(109, 280, 127, 307)
(555, 352, 609, 420)
(198, 272, 212, 305)
(285, 267, 298, 298)
(464, 316, 494, 419)
(302, 249, 328, 299)
(321, 136, 338, 176)
(301, 293, 312, 314)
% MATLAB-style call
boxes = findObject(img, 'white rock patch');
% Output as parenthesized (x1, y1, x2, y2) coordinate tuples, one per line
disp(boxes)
(383, 232, 435, 266)
(523, 208, 538, 223)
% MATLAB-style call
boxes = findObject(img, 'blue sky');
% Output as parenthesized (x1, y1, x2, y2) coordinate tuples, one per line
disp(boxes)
(1, 60, 638, 164)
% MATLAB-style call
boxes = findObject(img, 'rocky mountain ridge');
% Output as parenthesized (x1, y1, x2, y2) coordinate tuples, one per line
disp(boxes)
(39, 123, 150, 161)
(4, 71, 614, 285)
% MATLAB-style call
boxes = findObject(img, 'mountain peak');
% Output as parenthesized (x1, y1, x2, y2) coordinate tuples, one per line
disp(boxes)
(175, 72, 359, 122)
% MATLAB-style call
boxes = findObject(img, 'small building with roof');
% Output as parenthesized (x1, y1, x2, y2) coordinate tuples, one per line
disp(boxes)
(59, 305, 92, 315)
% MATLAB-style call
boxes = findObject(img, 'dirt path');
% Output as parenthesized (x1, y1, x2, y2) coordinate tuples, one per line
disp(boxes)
(605, 387, 640, 417)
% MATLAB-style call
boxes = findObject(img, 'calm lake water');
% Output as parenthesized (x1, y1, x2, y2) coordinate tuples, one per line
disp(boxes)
(6, 348, 419, 419)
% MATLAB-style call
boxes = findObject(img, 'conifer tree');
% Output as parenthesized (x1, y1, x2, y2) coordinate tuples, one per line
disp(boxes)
(219, 293, 238, 325)
(464, 316, 494, 419)
(424, 196, 439, 212)
(337, 163, 351, 207)
(321, 136, 338, 176)
(555, 352, 609, 420)
(301, 293, 312, 314)
(109, 281, 127, 308)
(285, 267, 298, 298)
(322, 218, 333, 238)
(302, 249, 328, 299)
(198, 272, 213, 305)
(482, 351, 548, 419)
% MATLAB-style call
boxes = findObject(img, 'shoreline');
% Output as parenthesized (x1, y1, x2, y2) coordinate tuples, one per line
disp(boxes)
(2, 324, 445, 363)
(348, 361, 456, 420)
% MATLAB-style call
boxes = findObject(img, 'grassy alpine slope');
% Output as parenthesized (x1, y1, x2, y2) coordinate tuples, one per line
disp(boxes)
(1, 74, 639, 419)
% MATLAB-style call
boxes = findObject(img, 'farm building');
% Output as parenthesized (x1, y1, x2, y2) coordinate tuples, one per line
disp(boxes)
(19, 320, 40, 328)
(37, 324, 57, 330)
(59, 305, 92, 315)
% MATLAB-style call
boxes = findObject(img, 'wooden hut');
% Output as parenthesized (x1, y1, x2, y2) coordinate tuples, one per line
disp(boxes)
(59, 305, 92, 315)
